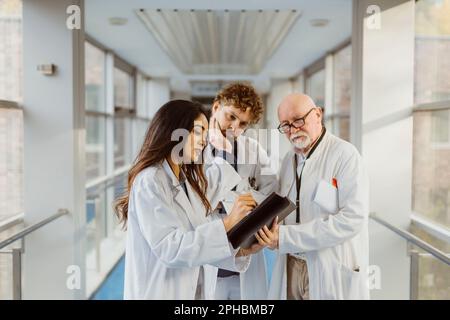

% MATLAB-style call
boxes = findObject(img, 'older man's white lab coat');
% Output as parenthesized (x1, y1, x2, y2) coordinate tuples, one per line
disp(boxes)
(268, 130, 370, 300)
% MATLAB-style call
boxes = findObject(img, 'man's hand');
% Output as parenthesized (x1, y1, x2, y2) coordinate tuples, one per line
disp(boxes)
(255, 216, 280, 250)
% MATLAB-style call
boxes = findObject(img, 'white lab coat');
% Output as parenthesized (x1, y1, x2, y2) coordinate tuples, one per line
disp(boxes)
(124, 157, 251, 300)
(204, 134, 278, 300)
(268, 131, 370, 300)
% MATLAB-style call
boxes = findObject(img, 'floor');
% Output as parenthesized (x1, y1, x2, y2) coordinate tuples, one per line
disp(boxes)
(91, 255, 125, 300)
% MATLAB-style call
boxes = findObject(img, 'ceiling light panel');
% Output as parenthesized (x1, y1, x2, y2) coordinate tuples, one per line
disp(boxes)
(136, 9, 301, 75)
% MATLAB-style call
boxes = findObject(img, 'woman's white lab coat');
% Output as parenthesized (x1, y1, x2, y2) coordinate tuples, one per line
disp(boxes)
(204, 134, 277, 299)
(124, 157, 251, 299)
(268, 131, 370, 300)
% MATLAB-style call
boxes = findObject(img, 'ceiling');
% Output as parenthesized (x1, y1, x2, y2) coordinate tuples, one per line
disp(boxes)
(136, 9, 301, 75)
(85, 0, 352, 94)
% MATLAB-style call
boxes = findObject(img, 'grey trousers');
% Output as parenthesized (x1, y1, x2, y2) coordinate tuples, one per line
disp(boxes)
(287, 255, 310, 300)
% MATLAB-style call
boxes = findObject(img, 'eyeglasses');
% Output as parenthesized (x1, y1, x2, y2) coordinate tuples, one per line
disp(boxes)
(277, 108, 316, 134)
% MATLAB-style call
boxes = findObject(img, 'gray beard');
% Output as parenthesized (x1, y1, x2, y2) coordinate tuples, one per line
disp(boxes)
(290, 134, 311, 149)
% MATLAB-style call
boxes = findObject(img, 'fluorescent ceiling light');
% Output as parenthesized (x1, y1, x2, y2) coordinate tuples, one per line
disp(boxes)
(136, 9, 301, 75)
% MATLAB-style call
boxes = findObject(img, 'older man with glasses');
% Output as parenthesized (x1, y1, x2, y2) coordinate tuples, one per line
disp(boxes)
(256, 93, 370, 300)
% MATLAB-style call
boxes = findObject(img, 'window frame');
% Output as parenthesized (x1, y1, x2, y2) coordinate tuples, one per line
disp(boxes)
(113, 56, 136, 113)
(83, 37, 149, 178)
(301, 39, 352, 141)
(84, 41, 107, 113)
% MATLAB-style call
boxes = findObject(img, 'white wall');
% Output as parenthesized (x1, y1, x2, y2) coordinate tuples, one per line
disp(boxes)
(352, 0, 415, 299)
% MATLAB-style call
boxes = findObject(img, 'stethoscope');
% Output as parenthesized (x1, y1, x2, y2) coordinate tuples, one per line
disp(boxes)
(216, 121, 259, 191)
(292, 127, 327, 223)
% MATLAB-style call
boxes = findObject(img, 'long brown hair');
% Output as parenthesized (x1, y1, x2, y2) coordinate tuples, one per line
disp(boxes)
(114, 100, 212, 228)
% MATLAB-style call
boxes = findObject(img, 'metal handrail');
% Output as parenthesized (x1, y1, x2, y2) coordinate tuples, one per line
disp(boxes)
(0, 213, 24, 233)
(85, 165, 130, 190)
(411, 213, 450, 244)
(0, 100, 22, 110)
(413, 100, 450, 113)
(0, 209, 69, 299)
(0, 209, 69, 250)
(370, 213, 450, 266)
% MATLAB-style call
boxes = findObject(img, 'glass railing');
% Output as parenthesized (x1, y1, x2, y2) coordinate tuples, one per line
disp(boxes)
(409, 222, 450, 299)
(370, 213, 450, 300)
(85, 166, 128, 298)
(0, 210, 68, 299)
(0, 168, 128, 300)
(0, 218, 23, 299)
(1, 207, 447, 299)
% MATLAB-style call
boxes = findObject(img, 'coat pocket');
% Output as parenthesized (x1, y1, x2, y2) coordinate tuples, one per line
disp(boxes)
(340, 263, 361, 300)
(313, 180, 339, 214)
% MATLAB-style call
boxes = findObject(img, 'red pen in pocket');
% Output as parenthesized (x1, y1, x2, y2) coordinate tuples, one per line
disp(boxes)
(332, 178, 338, 188)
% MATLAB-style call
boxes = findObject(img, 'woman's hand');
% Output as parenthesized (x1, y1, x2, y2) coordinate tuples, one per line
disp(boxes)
(208, 115, 232, 153)
(222, 193, 256, 232)
(255, 216, 280, 250)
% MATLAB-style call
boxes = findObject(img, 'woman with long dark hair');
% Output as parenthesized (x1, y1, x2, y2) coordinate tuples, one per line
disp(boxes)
(115, 100, 259, 299)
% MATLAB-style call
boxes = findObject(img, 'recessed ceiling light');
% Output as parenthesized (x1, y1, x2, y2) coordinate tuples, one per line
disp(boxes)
(310, 19, 329, 27)
(109, 17, 128, 26)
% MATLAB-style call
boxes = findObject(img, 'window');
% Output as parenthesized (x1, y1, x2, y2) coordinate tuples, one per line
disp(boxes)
(113, 63, 134, 169)
(136, 118, 149, 148)
(0, 106, 23, 223)
(409, 224, 450, 299)
(310, 43, 352, 142)
(0, 0, 23, 224)
(333, 45, 352, 114)
(85, 42, 105, 112)
(431, 109, 449, 144)
(85, 41, 108, 183)
(413, 108, 450, 228)
(135, 72, 147, 118)
(84, 41, 137, 296)
(114, 117, 131, 169)
(113, 63, 135, 169)
(0, 0, 23, 300)
(330, 44, 352, 141)
(85, 41, 107, 183)
(412, 0, 450, 300)
(0, 0, 22, 102)
(114, 67, 133, 109)
(329, 116, 350, 142)
(414, 0, 450, 104)
(85, 116, 106, 181)
(413, 0, 450, 228)
(134, 74, 150, 153)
